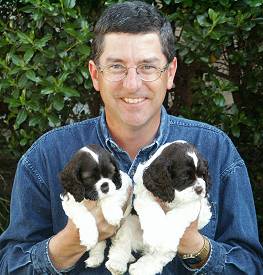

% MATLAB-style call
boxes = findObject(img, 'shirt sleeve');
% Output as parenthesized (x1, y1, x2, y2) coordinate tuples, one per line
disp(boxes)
(180, 159, 263, 274)
(0, 156, 70, 274)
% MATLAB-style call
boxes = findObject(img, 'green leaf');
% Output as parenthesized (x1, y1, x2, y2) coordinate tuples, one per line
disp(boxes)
(53, 96, 64, 111)
(17, 31, 33, 44)
(231, 125, 240, 138)
(26, 70, 41, 83)
(20, 138, 28, 146)
(244, 0, 262, 7)
(11, 54, 24, 67)
(197, 14, 210, 27)
(59, 72, 69, 83)
(258, 44, 263, 52)
(48, 114, 61, 127)
(208, 9, 219, 24)
(34, 34, 52, 49)
(27, 99, 41, 111)
(63, 0, 76, 9)
(61, 87, 80, 97)
(80, 67, 90, 79)
(15, 109, 28, 128)
(213, 94, 225, 107)
(24, 49, 34, 64)
(76, 44, 90, 56)
(18, 74, 28, 88)
(29, 116, 42, 127)
(41, 87, 54, 95)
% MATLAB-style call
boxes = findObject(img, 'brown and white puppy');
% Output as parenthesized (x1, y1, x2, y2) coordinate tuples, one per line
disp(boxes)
(60, 144, 132, 268)
(106, 140, 211, 275)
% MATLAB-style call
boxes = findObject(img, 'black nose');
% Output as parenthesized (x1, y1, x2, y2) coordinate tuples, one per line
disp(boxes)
(194, 186, 203, 195)
(100, 182, 109, 193)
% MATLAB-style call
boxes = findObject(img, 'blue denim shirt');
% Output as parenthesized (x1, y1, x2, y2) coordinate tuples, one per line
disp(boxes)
(0, 107, 262, 274)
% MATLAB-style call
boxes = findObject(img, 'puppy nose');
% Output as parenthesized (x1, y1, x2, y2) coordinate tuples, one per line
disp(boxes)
(100, 182, 109, 193)
(194, 185, 203, 195)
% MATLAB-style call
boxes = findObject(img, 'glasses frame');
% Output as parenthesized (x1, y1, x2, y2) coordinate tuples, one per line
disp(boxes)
(97, 63, 170, 82)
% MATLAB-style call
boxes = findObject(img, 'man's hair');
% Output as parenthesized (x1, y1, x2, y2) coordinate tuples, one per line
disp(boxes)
(91, 1, 176, 63)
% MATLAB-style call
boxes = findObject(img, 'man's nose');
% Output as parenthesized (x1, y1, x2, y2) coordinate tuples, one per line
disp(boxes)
(122, 67, 142, 91)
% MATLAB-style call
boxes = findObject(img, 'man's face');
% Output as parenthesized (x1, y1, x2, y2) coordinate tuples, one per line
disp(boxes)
(89, 33, 177, 131)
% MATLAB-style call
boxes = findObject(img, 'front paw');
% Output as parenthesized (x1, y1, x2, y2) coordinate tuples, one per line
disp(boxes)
(85, 255, 104, 268)
(129, 261, 149, 275)
(79, 228, 98, 248)
(105, 208, 123, 226)
(105, 258, 127, 275)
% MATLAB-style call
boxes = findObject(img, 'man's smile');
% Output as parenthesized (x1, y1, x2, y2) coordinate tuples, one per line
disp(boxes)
(122, 97, 146, 104)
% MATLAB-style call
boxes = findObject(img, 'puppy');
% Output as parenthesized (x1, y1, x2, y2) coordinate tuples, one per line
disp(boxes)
(106, 140, 211, 275)
(60, 144, 132, 268)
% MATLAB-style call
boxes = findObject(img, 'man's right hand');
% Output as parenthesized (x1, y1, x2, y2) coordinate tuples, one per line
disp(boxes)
(48, 201, 118, 271)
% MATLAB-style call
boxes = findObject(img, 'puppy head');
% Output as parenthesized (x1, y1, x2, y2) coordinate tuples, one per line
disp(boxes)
(60, 144, 121, 202)
(143, 141, 211, 203)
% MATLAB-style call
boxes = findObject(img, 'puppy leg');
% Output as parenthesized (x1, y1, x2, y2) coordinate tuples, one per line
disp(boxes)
(61, 194, 98, 248)
(164, 202, 200, 251)
(106, 215, 141, 275)
(101, 197, 124, 226)
(197, 198, 212, 229)
(129, 251, 175, 275)
(134, 192, 166, 248)
(85, 241, 106, 268)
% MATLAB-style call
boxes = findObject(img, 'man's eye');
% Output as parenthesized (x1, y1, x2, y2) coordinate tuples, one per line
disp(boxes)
(143, 64, 155, 69)
(109, 64, 125, 71)
(139, 64, 157, 75)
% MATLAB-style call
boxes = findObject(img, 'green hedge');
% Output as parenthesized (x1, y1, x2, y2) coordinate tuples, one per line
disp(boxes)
(0, 0, 262, 241)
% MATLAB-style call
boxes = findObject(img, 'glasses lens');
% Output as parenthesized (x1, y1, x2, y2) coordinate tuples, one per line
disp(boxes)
(137, 65, 161, 82)
(102, 65, 126, 82)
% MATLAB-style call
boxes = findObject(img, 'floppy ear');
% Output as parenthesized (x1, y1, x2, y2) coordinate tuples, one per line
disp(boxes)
(143, 163, 175, 203)
(203, 159, 212, 195)
(60, 154, 85, 202)
(109, 155, 122, 189)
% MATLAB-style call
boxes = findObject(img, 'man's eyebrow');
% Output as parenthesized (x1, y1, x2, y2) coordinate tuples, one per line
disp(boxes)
(140, 57, 161, 63)
(105, 57, 124, 63)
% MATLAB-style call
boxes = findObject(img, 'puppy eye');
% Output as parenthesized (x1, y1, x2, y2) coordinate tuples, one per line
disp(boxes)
(81, 171, 93, 179)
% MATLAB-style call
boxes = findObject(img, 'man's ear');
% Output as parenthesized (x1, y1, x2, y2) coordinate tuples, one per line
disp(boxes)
(89, 60, 100, 91)
(166, 57, 177, 90)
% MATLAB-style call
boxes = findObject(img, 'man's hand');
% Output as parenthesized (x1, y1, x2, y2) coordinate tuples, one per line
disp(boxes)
(48, 218, 87, 271)
(49, 187, 132, 271)
(83, 200, 119, 241)
(48, 202, 118, 271)
(155, 197, 204, 255)
(177, 219, 204, 255)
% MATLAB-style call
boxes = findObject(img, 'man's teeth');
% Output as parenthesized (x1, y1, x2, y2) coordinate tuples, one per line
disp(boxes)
(123, 98, 145, 104)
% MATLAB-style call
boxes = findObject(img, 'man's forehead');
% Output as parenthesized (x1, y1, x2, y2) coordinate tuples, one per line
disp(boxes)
(100, 32, 165, 62)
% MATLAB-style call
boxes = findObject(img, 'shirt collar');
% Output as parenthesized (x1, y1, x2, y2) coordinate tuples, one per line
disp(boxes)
(97, 105, 169, 153)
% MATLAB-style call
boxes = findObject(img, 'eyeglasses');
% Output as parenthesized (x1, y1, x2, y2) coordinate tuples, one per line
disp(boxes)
(97, 63, 169, 82)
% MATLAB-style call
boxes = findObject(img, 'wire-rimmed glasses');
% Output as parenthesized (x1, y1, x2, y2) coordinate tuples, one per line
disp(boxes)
(97, 63, 169, 82)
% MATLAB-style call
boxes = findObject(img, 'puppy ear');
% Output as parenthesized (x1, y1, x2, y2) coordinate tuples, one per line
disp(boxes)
(143, 163, 175, 202)
(60, 153, 85, 202)
(203, 159, 211, 195)
(109, 154, 122, 189)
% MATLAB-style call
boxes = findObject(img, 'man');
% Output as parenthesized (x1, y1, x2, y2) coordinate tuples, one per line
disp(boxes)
(0, 1, 262, 274)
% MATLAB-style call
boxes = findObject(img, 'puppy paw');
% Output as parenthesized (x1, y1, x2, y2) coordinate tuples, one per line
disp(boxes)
(105, 258, 127, 275)
(129, 261, 157, 275)
(79, 228, 98, 248)
(129, 262, 144, 275)
(85, 255, 104, 268)
(105, 208, 123, 226)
